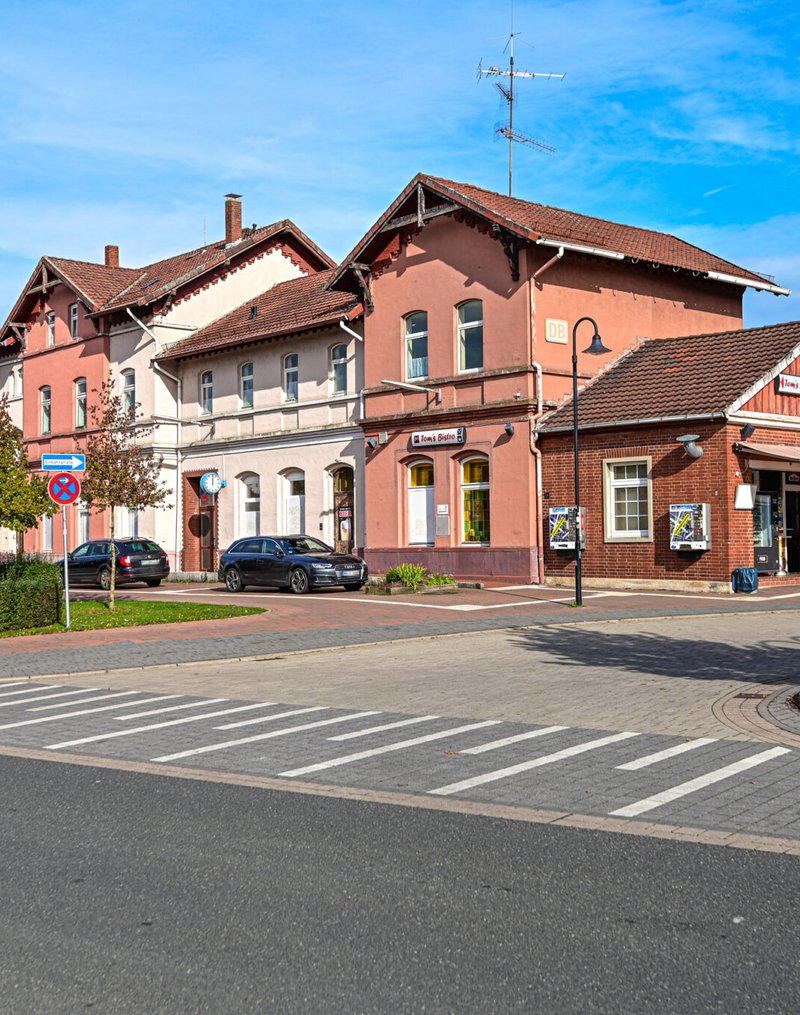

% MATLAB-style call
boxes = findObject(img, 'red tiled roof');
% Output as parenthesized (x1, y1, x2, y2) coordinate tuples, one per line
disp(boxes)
(538, 320, 800, 431)
(329, 173, 780, 291)
(157, 269, 362, 361)
(47, 258, 142, 309)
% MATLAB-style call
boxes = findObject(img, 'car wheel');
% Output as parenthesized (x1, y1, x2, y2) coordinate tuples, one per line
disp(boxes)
(146, 579, 162, 588)
(289, 568, 310, 594)
(225, 568, 246, 593)
(98, 567, 112, 591)
(342, 582, 365, 592)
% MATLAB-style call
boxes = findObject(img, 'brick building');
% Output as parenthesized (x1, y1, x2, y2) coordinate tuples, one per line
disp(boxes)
(538, 321, 800, 591)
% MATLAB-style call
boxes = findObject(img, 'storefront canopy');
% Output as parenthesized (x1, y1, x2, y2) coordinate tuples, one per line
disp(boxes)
(735, 440, 800, 464)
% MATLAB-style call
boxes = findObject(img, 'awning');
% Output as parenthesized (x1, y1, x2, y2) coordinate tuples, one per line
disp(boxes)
(734, 440, 800, 464)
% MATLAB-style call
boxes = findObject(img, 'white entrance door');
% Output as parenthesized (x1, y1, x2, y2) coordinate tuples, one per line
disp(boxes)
(285, 472, 306, 533)
(408, 485, 434, 544)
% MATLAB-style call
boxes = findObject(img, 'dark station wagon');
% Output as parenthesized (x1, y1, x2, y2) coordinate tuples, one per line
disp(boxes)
(62, 538, 171, 589)
(218, 535, 368, 594)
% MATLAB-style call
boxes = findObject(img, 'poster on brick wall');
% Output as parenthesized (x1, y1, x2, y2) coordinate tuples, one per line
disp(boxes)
(549, 506, 586, 549)
(669, 503, 711, 550)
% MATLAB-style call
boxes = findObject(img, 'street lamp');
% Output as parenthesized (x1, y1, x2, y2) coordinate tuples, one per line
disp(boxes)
(572, 316, 611, 606)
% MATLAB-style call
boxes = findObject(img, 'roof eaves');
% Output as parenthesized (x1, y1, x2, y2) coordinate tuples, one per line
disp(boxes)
(538, 411, 723, 434)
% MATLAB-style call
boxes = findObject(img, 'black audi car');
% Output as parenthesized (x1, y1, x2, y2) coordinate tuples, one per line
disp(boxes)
(60, 538, 170, 589)
(218, 535, 367, 594)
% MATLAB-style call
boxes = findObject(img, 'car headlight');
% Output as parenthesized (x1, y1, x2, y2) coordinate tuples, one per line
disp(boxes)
(310, 562, 335, 570)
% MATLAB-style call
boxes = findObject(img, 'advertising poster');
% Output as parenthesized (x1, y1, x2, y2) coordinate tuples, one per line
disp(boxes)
(669, 503, 710, 550)
(549, 507, 586, 549)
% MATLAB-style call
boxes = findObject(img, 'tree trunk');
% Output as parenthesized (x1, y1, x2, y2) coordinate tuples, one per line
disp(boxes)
(109, 508, 116, 612)
(15, 530, 23, 563)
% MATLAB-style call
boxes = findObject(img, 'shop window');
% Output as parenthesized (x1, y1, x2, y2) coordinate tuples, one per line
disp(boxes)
(404, 312, 428, 381)
(603, 458, 652, 541)
(40, 385, 51, 434)
(47, 311, 56, 346)
(408, 461, 434, 545)
(70, 303, 80, 339)
(283, 354, 299, 402)
(200, 370, 213, 415)
(75, 377, 87, 429)
(122, 370, 136, 416)
(461, 457, 490, 543)
(330, 344, 347, 395)
(457, 300, 483, 372)
(239, 473, 260, 538)
(240, 362, 254, 408)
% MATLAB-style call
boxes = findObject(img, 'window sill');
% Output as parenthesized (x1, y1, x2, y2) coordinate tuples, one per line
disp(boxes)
(604, 535, 653, 544)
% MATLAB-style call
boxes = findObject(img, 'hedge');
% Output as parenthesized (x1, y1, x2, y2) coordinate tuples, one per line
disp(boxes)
(0, 572, 63, 632)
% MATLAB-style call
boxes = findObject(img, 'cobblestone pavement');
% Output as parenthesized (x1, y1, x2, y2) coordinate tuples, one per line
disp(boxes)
(0, 680, 798, 845)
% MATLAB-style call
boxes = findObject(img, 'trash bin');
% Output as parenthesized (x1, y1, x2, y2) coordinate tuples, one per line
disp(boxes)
(732, 567, 758, 593)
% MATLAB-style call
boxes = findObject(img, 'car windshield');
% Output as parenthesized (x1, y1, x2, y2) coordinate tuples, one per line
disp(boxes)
(281, 536, 333, 555)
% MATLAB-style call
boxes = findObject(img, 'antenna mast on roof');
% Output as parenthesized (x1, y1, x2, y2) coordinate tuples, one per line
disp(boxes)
(477, 31, 565, 196)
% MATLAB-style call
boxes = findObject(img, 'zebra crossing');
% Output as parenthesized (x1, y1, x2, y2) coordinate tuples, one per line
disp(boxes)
(0, 681, 796, 839)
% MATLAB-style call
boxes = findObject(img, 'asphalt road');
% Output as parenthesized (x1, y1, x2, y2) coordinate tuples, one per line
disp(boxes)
(2, 755, 797, 1014)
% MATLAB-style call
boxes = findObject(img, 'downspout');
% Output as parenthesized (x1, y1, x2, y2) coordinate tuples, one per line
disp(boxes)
(126, 307, 183, 573)
(528, 247, 564, 584)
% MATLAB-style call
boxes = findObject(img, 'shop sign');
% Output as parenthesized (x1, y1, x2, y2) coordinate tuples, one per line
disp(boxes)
(775, 373, 800, 395)
(787, 473, 800, 484)
(411, 427, 466, 448)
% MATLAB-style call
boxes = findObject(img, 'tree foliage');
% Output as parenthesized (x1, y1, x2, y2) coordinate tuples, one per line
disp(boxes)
(81, 381, 170, 609)
(0, 395, 55, 551)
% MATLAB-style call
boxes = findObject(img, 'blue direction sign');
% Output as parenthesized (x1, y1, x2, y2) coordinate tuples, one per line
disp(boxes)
(41, 453, 85, 472)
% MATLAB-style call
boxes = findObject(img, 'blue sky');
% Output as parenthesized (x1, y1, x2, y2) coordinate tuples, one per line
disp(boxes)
(1, 0, 797, 326)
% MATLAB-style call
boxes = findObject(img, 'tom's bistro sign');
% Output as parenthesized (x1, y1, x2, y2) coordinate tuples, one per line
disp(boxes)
(411, 427, 467, 448)
(775, 373, 800, 395)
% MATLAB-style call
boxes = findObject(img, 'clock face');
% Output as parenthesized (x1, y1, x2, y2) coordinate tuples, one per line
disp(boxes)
(200, 472, 222, 494)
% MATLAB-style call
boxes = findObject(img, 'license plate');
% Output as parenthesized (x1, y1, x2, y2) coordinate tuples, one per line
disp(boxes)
(341, 569, 358, 576)
(142, 559, 160, 566)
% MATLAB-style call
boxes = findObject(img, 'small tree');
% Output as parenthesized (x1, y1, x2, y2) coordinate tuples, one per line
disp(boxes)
(0, 395, 55, 559)
(81, 381, 170, 610)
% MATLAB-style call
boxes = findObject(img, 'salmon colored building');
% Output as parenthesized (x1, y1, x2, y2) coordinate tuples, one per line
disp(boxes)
(328, 174, 789, 582)
(538, 321, 800, 591)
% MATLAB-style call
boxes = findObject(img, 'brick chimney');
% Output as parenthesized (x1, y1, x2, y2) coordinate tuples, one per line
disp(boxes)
(104, 244, 120, 268)
(225, 194, 243, 244)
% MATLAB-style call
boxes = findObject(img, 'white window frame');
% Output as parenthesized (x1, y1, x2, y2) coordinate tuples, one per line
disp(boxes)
(240, 362, 254, 409)
(75, 377, 87, 429)
(283, 469, 306, 532)
(603, 456, 653, 542)
(457, 300, 484, 373)
(200, 370, 214, 415)
(40, 386, 51, 434)
(404, 312, 428, 381)
(70, 303, 80, 339)
(461, 456, 490, 545)
(330, 344, 347, 395)
(122, 370, 136, 416)
(283, 353, 299, 402)
(238, 473, 260, 538)
(42, 513, 53, 553)
(77, 502, 90, 545)
(407, 459, 435, 546)
(47, 311, 56, 347)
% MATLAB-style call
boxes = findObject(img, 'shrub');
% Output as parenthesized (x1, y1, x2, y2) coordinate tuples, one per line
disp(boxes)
(0, 553, 62, 583)
(426, 573, 455, 586)
(385, 563, 428, 590)
(0, 572, 63, 632)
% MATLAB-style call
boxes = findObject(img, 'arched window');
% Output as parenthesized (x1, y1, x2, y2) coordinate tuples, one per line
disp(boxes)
(240, 362, 254, 408)
(330, 344, 347, 395)
(284, 469, 306, 532)
(121, 370, 136, 416)
(408, 460, 434, 545)
(239, 473, 260, 537)
(461, 457, 490, 544)
(75, 377, 87, 429)
(283, 354, 299, 402)
(404, 312, 428, 380)
(457, 300, 483, 372)
(40, 386, 51, 434)
(200, 370, 213, 414)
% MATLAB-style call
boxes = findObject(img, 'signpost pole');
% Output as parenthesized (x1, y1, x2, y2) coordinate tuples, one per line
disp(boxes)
(62, 505, 71, 630)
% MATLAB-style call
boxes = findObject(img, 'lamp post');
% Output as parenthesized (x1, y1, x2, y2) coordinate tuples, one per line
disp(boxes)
(572, 317, 611, 606)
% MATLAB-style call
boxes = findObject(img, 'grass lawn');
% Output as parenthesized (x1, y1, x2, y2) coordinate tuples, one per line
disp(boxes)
(0, 599, 266, 637)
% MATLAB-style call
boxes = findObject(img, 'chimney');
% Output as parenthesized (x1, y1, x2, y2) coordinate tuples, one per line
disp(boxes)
(105, 244, 120, 268)
(225, 193, 243, 244)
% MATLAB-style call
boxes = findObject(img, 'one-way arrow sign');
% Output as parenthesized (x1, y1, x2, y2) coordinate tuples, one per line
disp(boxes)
(41, 453, 86, 472)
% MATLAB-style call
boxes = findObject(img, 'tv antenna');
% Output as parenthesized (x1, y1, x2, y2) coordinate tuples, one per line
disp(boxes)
(477, 33, 565, 196)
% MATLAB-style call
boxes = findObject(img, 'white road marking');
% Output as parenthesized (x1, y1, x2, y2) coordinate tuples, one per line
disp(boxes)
(217, 706, 327, 729)
(328, 715, 440, 741)
(0, 695, 178, 731)
(32, 692, 151, 712)
(117, 699, 227, 720)
(280, 720, 502, 778)
(0, 682, 59, 698)
(461, 726, 567, 754)
(610, 747, 792, 817)
(153, 710, 382, 763)
(428, 731, 640, 796)
(617, 738, 718, 771)
(0, 688, 99, 709)
(44, 701, 280, 750)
